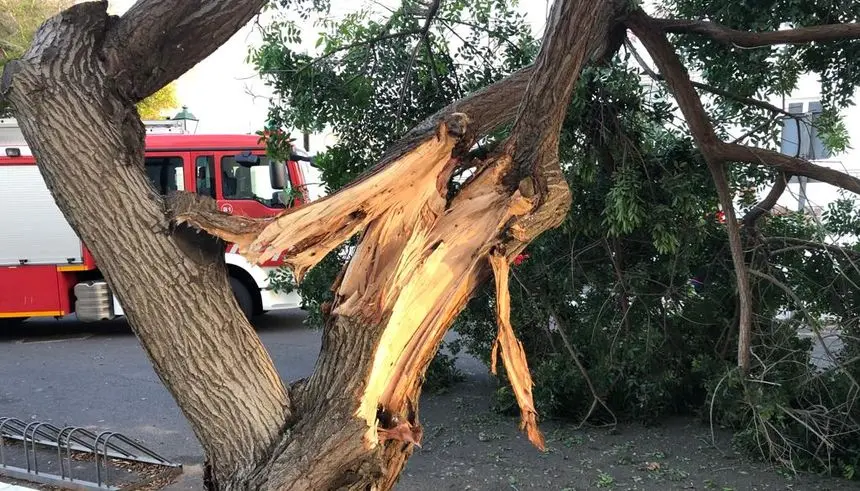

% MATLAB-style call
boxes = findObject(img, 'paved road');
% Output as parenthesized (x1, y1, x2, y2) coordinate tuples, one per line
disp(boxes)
(0, 310, 321, 464)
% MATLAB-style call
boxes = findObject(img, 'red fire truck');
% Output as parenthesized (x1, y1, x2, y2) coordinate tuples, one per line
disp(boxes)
(0, 118, 309, 326)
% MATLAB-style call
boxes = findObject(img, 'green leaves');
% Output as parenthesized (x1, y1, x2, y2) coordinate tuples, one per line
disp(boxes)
(255, 0, 860, 477)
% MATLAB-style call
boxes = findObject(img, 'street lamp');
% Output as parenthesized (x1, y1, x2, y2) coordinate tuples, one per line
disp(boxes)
(172, 105, 199, 134)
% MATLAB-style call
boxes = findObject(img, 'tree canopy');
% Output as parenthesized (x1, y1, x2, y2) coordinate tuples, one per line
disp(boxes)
(135, 81, 179, 119)
(255, 0, 860, 478)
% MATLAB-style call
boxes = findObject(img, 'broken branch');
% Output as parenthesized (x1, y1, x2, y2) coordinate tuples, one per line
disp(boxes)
(489, 251, 545, 450)
(176, 114, 470, 281)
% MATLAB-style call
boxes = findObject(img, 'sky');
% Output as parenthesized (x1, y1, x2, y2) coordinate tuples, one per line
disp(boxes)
(103, 0, 553, 150)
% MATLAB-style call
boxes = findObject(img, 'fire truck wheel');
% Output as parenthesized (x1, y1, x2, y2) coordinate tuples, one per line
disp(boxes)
(229, 277, 254, 320)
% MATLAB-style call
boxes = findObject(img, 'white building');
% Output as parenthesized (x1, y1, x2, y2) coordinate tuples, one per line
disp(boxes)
(762, 73, 860, 215)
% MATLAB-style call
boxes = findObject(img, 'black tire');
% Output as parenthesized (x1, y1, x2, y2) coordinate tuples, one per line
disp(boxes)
(229, 277, 254, 320)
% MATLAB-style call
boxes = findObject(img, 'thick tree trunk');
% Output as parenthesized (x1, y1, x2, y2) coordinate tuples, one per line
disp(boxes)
(186, 1, 622, 488)
(2, 2, 287, 488)
(4, 0, 620, 489)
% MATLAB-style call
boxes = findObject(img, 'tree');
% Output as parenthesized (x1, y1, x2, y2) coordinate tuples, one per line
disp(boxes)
(3, 0, 860, 490)
(258, 0, 860, 474)
(0, 0, 179, 119)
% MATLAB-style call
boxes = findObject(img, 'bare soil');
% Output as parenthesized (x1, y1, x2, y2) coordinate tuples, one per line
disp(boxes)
(396, 362, 858, 491)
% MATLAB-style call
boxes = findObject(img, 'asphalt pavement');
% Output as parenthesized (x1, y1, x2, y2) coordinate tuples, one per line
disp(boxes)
(0, 309, 320, 465)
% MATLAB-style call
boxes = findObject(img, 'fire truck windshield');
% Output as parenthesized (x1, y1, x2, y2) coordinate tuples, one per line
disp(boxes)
(221, 155, 288, 208)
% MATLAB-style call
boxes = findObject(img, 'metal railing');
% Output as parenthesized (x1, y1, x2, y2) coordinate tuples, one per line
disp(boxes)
(0, 417, 182, 490)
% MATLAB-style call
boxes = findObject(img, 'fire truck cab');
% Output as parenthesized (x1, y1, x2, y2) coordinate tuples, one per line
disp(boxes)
(0, 118, 307, 325)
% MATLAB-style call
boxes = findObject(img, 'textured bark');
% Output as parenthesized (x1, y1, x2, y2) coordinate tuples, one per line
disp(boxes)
(185, 0, 622, 488)
(103, 0, 267, 101)
(2, 2, 287, 488)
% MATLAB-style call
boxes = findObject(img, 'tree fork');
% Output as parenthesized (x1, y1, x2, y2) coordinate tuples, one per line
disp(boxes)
(186, 0, 624, 488)
(2, 1, 287, 488)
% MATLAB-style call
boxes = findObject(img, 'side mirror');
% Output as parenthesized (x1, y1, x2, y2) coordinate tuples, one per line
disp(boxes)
(289, 148, 317, 167)
(270, 160, 287, 189)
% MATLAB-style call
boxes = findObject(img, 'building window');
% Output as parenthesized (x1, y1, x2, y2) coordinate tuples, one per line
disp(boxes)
(144, 156, 184, 194)
(780, 101, 831, 161)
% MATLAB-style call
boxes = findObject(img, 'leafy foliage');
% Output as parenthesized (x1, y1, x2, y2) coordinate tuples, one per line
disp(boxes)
(256, 0, 860, 478)
(136, 83, 180, 120)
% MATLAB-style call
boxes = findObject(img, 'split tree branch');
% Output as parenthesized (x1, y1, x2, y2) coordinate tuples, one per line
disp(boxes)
(651, 17, 860, 47)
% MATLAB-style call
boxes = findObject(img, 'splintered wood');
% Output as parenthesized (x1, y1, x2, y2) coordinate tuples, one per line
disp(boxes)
(488, 251, 546, 451)
(172, 110, 548, 453)
(174, 117, 467, 283)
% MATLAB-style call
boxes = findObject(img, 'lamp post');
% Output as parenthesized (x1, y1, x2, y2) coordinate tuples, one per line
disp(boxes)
(172, 105, 199, 134)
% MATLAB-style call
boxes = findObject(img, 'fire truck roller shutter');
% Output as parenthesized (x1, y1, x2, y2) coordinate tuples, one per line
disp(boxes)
(0, 165, 84, 265)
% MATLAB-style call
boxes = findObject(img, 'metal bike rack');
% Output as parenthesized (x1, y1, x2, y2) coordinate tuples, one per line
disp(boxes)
(0, 416, 182, 490)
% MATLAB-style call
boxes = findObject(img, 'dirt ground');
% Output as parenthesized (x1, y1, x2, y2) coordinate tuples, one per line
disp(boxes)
(6, 378, 859, 491)
(395, 368, 859, 491)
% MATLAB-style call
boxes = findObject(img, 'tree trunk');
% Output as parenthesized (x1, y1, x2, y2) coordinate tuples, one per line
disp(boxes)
(3, 0, 621, 489)
(185, 1, 622, 488)
(2, 3, 289, 486)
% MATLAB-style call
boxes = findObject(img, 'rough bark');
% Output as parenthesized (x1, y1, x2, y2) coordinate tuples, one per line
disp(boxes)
(185, 0, 622, 488)
(1, 2, 287, 488)
(4, 0, 625, 488)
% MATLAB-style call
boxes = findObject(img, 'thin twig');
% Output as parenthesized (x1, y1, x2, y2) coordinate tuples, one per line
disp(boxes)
(395, 0, 442, 125)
